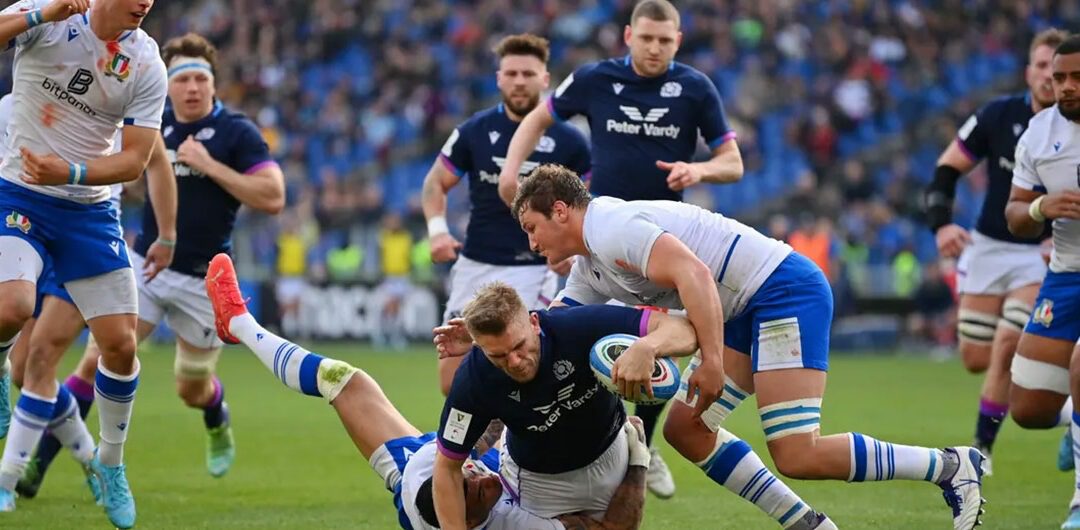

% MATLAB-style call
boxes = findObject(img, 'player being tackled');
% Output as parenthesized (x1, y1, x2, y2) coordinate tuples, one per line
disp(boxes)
(205, 253, 651, 530)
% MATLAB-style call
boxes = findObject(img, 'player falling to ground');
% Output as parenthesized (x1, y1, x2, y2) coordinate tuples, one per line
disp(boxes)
(30, 32, 284, 490)
(9, 133, 176, 500)
(205, 253, 650, 530)
(497, 0, 744, 498)
(0, 1, 167, 527)
(421, 33, 590, 395)
(431, 283, 832, 530)
(924, 28, 1070, 475)
(1002, 36, 1080, 530)
(513, 164, 986, 530)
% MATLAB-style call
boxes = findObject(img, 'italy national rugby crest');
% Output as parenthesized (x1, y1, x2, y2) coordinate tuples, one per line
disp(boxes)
(1033, 298, 1054, 327)
(105, 52, 131, 81)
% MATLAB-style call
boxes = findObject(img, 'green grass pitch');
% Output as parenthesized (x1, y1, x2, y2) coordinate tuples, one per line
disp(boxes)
(2, 344, 1071, 529)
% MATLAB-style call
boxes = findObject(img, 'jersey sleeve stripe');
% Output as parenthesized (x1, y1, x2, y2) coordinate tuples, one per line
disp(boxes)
(243, 160, 279, 175)
(437, 154, 465, 178)
(707, 131, 738, 150)
(559, 296, 583, 307)
(546, 97, 566, 123)
(954, 137, 978, 162)
(435, 439, 469, 461)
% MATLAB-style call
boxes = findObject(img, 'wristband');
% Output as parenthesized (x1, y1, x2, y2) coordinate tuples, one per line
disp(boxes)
(68, 162, 86, 185)
(1029, 196, 1047, 222)
(25, 9, 43, 29)
(427, 215, 449, 237)
(156, 237, 176, 248)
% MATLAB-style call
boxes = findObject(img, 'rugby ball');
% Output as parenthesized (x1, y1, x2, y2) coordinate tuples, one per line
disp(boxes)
(589, 333, 681, 405)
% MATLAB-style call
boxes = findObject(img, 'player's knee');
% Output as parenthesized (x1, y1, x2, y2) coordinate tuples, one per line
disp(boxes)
(769, 437, 822, 480)
(760, 398, 824, 478)
(959, 341, 991, 373)
(94, 334, 138, 375)
(662, 409, 712, 462)
(0, 297, 34, 335)
(1010, 354, 1068, 429)
(1010, 398, 1060, 429)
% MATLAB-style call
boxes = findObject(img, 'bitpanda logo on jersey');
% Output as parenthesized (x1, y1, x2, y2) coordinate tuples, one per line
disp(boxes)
(606, 106, 679, 139)
(41, 70, 97, 117)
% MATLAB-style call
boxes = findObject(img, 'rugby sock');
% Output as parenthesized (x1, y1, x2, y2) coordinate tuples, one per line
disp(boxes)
(96, 362, 139, 467)
(65, 375, 96, 418)
(47, 384, 93, 464)
(1072, 412, 1080, 508)
(1055, 397, 1075, 428)
(202, 377, 228, 429)
(846, 433, 956, 482)
(974, 398, 1008, 449)
(698, 428, 812, 528)
(229, 313, 323, 397)
(0, 390, 54, 490)
(634, 403, 664, 446)
(35, 376, 96, 474)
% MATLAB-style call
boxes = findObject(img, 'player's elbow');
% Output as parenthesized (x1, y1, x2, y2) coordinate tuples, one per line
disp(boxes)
(258, 195, 285, 215)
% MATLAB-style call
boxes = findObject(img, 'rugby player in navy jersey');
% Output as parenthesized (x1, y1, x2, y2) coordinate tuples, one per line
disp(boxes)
(431, 282, 830, 530)
(421, 33, 590, 394)
(497, 0, 742, 498)
(922, 29, 1071, 474)
(204, 254, 651, 530)
(29, 32, 283, 489)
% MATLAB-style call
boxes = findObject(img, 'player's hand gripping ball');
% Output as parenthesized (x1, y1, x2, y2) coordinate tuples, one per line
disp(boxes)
(590, 333, 680, 405)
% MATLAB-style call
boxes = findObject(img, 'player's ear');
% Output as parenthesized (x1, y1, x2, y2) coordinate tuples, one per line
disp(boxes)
(529, 311, 540, 332)
(676, 31, 683, 49)
(552, 201, 567, 222)
(623, 24, 633, 46)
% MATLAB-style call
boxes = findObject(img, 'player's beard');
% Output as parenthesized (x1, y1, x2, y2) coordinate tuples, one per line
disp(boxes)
(502, 92, 540, 117)
(1058, 99, 1080, 121)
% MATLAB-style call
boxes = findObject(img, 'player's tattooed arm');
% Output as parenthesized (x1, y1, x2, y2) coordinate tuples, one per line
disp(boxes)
(473, 419, 504, 455)
(555, 467, 647, 530)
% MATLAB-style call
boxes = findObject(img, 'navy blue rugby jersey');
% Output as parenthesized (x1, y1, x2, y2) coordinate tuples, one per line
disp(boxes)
(956, 93, 1047, 243)
(548, 56, 734, 202)
(437, 305, 654, 473)
(440, 103, 591, 266)
(134, 101, 276, 276)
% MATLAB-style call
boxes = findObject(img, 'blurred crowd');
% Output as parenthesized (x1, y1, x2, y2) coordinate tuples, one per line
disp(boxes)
(4, 0, 1076, 343)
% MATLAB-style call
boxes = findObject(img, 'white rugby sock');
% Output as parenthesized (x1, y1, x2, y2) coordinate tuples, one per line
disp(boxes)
(698, 428, 812, 528)
(847, 433, 951, 482)
(49, 385, 94, 464)
(229, 313, 324, 397)
(0, 390, 54, 490)
(95, 361, 139, 467)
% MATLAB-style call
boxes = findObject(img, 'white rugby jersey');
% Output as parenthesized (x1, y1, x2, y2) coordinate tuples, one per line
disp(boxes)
(0, 92, 123, 203)
(557, 197, 793, 319)
(0, 0, 166, 204)
(1013, 105, 1080, 272)
(399, 443, 565, 530)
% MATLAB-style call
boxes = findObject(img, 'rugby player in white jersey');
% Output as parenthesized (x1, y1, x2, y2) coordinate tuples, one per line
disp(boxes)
(512, 164, 986, 530)
(204, 253, 649, 530)
(1002, 35, 1080, 530)
(0, 1, 166, 527)
(1, 125, 176, 501)
(924, 29, 1069, 475)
